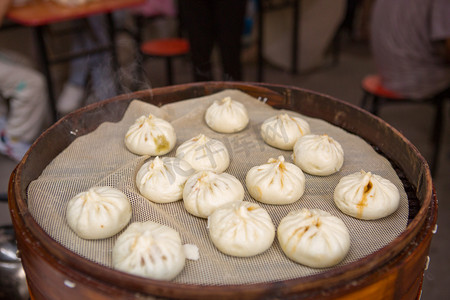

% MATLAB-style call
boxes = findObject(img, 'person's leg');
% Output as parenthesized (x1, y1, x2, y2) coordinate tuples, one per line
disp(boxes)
(67, 20, 92, 87)
(58, 14, 120, 112)
(57, 19, 90, 114)
(0, 59, 48, 161)
(85, 14, 118, 103)
(215, 0, 247, 81)
(179, 0, 215, 81)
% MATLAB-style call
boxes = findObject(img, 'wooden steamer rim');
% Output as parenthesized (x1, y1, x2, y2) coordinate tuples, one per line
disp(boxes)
(8, 82, 437, 299)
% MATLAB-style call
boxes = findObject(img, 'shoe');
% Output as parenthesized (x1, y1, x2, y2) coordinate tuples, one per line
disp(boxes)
(0, 131, 31, 162)
(57, 83, 85, 115)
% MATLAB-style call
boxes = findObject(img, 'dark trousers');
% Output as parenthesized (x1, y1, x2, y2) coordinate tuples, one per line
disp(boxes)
(179, 0, 247, 81)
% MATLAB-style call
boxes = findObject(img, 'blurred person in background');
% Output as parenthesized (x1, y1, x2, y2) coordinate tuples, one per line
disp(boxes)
(56, 14, 119, 115)
(0, 0, 49, 162)
(370, 0, 450, 99)
(178, 0, 247, 82)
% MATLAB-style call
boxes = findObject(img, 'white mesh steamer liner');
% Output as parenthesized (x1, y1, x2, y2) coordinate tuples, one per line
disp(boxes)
(27, 89, 408, 285)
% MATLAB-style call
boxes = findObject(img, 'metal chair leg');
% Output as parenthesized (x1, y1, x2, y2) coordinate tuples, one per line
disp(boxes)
(430, 98, 445, 177)
(134, 15, 144, 88)
(371, 96, 381, 116)
(360, 91, 371, 110)
(166, 58, 173, 86)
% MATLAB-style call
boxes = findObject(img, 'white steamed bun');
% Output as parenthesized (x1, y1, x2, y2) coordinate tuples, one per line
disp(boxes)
(277, 208, 350, 268)
(125, 114, 176, 156)
(260, 113, 310, 150)
(176, 134, 230, 173)
(293, 134, 344, 176)
(204, 96, 249, 133)
(245, 156, 305, 205)
(183, 170, 244, 218)
(208, 201, 275, 257)
(112, 221, 186, 280)
(136, 156, 194, 203)
(66, 186, 132, 240)
(333, 170, 400, 220)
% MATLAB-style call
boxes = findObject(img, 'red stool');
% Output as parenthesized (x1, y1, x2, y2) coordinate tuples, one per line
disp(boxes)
(360, 74, 448, 176)
(360, 74, 405, 114)
(140, 38, 190, 85)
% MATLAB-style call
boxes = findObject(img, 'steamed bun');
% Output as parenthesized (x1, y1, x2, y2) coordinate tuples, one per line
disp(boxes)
(112, 221, 186, 280)
(293, 134, 344, 176)
(277, 208, 350, 268)
(136, 156, 194, 203)
(125, 114, 176, 156)
(176, 134, 230, 173)
(183, 170, 244, 218)
(260, 113, 310, 150)
(205, 96, 249, 133)
(208, 201, 275, 257)
(66, 186, 132, 240)
(245, 156, 305, 205)
(333, 170, 400, 220)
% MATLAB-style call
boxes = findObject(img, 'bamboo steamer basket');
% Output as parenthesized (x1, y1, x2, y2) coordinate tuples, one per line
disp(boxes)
(8, 82, 437, 299)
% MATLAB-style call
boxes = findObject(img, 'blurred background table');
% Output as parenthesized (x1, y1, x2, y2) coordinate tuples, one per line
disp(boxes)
(7, 0, 145, 121)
